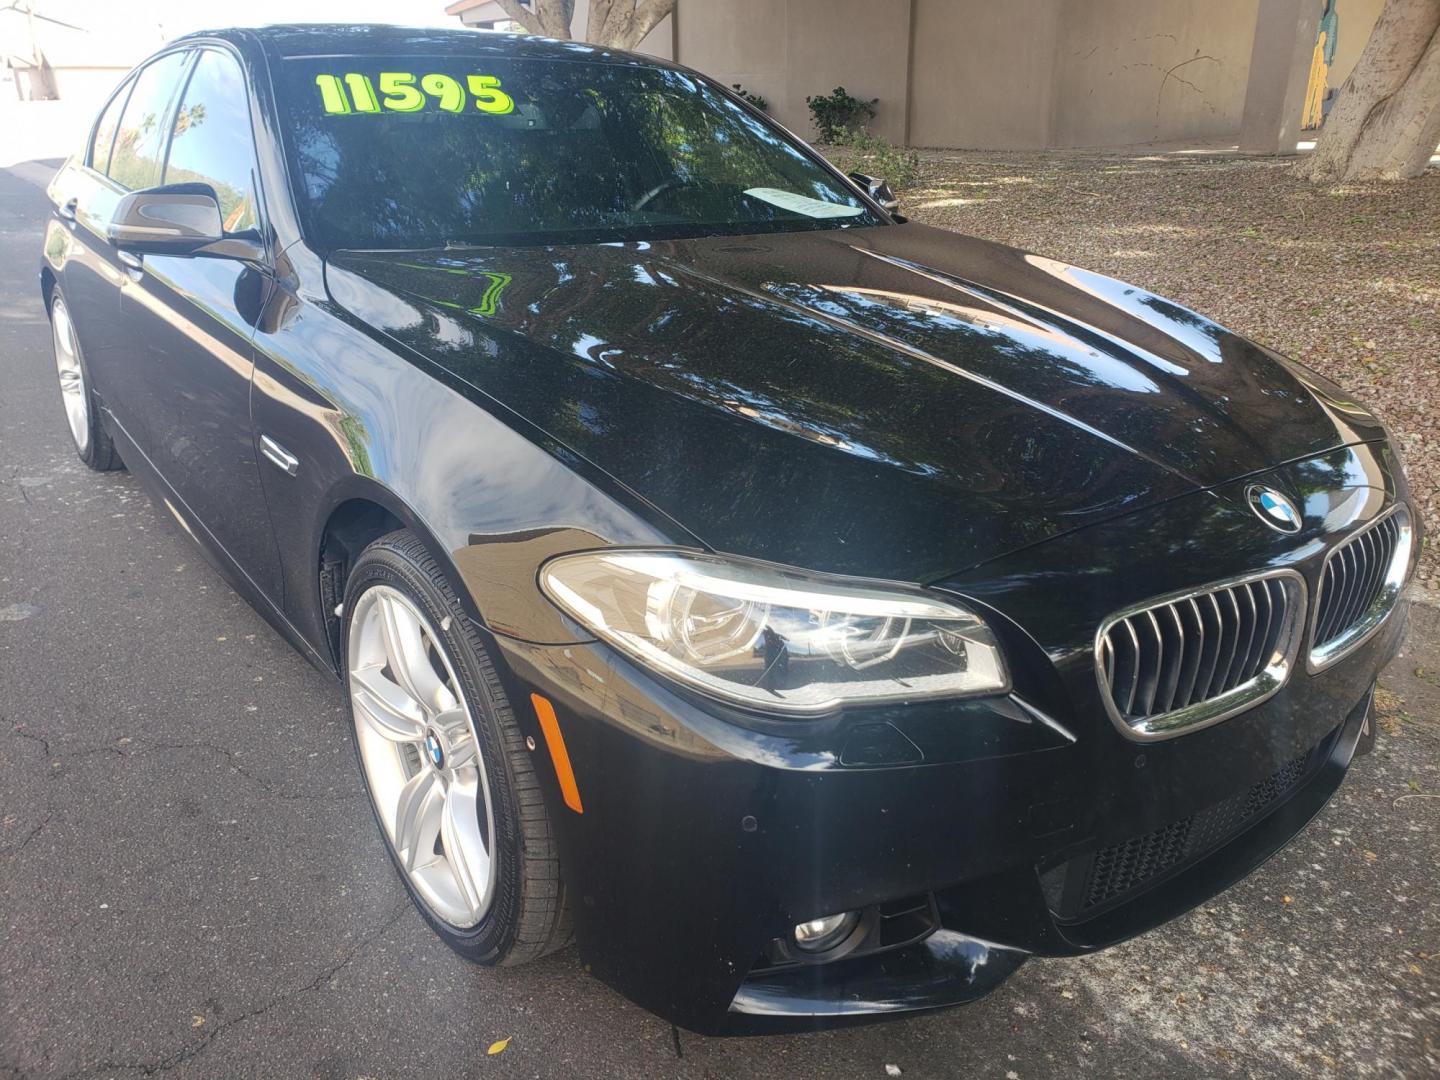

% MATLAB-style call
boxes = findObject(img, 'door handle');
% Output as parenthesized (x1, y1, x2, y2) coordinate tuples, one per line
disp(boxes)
(117, 250, 144, 273)
(259, 434, 299, 477)
(57, 197, 78, 222)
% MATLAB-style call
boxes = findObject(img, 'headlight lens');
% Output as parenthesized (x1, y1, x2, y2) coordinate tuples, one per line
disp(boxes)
(539, 549, 1008, 714)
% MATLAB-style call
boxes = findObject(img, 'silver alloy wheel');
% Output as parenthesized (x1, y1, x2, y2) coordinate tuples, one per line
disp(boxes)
(348, 584, 497, 928)
(51, 297, 90, 455)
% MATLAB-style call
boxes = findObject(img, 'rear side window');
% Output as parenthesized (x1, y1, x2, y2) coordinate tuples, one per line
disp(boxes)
(89, 78, 132, 173)
(109, 51, 191, 191)
(164, 50, 260, 233)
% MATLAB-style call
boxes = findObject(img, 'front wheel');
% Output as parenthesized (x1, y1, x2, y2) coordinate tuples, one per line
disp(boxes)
(341, 529, 570, 964)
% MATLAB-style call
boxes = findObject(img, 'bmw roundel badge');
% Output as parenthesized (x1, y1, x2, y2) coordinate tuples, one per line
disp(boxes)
(1246, 485, 1302, 533)
(424, 732, 445, 769)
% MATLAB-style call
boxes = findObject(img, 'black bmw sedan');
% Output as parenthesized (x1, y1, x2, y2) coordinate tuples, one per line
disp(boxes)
(41, 24, 1417, 1034)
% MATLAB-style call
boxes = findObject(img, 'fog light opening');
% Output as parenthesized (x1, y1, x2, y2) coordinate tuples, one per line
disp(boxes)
(793, 910, 861, 954)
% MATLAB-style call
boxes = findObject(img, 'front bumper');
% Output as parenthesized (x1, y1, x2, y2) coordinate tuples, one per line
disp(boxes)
(482, 443, 1414, 1034)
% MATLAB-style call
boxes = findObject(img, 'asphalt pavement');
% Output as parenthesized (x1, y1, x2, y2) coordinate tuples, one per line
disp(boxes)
(2, 163, 1436, 1079)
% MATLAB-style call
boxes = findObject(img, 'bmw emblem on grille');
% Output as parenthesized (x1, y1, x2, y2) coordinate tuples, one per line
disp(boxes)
(1246, 485, 1302, 533)
(424, 732, 445, 768)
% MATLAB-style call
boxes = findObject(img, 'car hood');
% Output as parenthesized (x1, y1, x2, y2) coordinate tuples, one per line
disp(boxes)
(325, 222, 1381, 581)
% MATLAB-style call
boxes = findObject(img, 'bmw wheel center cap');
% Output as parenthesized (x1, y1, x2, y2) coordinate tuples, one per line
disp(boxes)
(1246, 485, 1302, 533)
(424, 731, 445, 769)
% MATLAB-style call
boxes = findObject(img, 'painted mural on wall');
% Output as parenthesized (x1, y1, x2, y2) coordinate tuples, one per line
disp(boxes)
(1302, 0, 1339, 130)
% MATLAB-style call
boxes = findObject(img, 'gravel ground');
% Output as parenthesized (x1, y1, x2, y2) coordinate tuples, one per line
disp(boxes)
(902, 149, 1440, 588)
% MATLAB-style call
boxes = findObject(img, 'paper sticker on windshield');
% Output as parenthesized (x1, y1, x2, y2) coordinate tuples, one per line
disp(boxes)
(314, 73, 515, 115)
(744, 188, 864, 219)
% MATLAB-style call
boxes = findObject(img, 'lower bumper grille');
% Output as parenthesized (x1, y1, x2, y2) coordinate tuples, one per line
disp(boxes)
(1042, 734, 1331, 921)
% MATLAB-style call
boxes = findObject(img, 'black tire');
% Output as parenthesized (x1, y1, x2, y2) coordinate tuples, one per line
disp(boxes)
(341, 529, 571, 964)
(49, 287, 123, 472)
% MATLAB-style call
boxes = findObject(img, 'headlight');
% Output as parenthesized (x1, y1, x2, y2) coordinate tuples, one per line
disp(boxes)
(539, 549, 1008, 714)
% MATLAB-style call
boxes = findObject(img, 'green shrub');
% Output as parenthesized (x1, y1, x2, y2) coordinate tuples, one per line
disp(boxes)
(805, 86, 877, 143)
(731, 83, 768, 112)
(830, 131, 922, 190)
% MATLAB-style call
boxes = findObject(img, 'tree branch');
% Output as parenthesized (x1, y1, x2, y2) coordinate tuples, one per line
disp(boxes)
(619, 0, 674, 49)
(588, 0, 619, 43)
(582, 0, 674, 49)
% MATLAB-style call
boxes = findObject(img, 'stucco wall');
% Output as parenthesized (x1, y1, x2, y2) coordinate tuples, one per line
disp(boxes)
(1048, 0, 1260, 147)
(457, 0, 1385, 151)
(908, 0, 1060, 149)
(674, 0, 1268, 150)
(50, 67, 128, 107)
(676, 0, 912, 144)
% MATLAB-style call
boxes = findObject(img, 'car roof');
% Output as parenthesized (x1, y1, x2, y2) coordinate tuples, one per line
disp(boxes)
(172, 23, 670, 67)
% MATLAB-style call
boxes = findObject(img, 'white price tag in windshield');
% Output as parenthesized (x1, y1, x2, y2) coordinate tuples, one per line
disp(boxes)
(744, 187, 864, 219)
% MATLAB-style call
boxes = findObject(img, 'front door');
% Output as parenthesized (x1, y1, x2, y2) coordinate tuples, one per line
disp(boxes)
(114, 47, 284, 603)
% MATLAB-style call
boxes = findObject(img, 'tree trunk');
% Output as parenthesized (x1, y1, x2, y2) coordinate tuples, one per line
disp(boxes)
(491, 0, 574, 38)
(586, 0, 675, 49)
(1297, 0, 1440, 181)
(488, 0, 675, 50)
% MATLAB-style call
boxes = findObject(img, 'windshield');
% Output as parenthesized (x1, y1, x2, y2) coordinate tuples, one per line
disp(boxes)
(275, 54, 884, 249)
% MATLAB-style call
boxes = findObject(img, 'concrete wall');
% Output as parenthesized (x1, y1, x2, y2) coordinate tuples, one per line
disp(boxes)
(676, 0, 912, 143)
(908, 0, 1060, 149)
(449, 0, 1387, 151)
(672, 0, 786, 121)
(50, 67, 128, 106)
(675, 0, 1266, 149)
(1049, 0, 1259, 147)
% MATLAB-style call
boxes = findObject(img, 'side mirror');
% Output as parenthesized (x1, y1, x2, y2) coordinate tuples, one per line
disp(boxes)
(108, 183, 262, 260)
(849, 172, 900, 215)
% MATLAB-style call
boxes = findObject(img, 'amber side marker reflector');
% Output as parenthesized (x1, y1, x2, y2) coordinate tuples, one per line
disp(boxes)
(531, 693, 584, 814)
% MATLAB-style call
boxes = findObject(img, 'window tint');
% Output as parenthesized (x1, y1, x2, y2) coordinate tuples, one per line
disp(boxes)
(164, 50, 260, 233)
(109, 51, 190, 191)
(89, 78, 132, 173)
(276, 57, 881, 249)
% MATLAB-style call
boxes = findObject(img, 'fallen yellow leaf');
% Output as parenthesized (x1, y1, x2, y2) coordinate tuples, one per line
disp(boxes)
(487, 1037, 511, 1056)
(191, 1015, 205, 1028)
(1282, 895, 1293, 905)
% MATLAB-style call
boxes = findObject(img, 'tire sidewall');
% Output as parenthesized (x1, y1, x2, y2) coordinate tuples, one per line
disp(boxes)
(341, 540, 525, 962)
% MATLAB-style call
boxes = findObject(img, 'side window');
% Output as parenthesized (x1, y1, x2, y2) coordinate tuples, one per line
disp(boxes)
(109, 51, 191, 191)
(89, 77, 133, 174)
(164, 50, 260, 234)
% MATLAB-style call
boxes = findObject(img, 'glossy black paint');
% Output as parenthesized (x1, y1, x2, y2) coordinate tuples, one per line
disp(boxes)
(40, 24, 1417, 1034)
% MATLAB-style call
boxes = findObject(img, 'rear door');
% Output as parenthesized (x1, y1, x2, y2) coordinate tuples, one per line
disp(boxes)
(113, 46, 285, 603)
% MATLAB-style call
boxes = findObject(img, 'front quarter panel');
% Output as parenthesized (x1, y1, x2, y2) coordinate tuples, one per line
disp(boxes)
(249, 245, 696, 661)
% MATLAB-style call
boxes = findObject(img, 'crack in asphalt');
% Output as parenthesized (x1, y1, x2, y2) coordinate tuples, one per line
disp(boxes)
(52, 900, 413, 1079)
(4, 724, 364, 807)
(3, 722, 364, 861)
(5, 806, 57, 857)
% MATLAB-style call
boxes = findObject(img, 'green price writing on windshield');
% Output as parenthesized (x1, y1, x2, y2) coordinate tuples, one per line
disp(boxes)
(314, 73, 516, 116)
